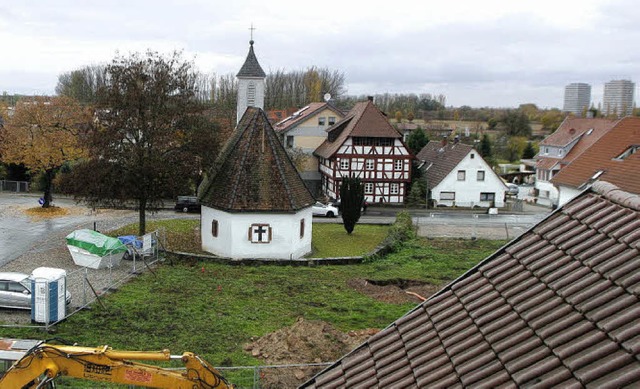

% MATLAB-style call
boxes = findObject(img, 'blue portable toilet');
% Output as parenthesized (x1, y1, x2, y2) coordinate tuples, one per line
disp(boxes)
(30, 267, 67, 323)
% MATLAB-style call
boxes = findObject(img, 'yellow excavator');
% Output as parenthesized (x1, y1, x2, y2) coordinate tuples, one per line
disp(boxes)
(0, 341, 234, 388)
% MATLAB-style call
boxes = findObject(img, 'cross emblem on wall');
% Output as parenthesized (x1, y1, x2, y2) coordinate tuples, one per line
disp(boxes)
(249, 223, 271, 243)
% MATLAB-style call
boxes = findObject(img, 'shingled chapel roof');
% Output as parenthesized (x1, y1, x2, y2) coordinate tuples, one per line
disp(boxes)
(198, 107, 314, 212)
(236, 40, 266, 78)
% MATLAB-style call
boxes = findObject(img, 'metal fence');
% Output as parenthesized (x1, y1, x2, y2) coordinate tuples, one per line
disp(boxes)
(0, 180, 29, 192)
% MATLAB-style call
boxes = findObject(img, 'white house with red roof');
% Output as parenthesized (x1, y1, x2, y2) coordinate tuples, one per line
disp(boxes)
(313, 97, 413, 204)
(534, 117, 617, 207)
(551, 116, 640, 206)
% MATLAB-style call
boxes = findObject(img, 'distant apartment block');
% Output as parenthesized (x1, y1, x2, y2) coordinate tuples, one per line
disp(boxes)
(563, 83, 591, 116)
(603, 79, 635, 117)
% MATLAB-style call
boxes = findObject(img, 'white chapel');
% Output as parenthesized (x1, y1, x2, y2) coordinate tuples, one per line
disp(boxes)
(197, 40, 315, 259)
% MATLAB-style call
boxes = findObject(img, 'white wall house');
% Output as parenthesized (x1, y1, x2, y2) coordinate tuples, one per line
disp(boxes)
(417, 141, 507, 208)
(201, 207, 312, 260)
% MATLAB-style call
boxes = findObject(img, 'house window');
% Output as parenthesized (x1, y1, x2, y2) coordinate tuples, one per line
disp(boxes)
(318, 117, 326, 126)
(364, 182, 374, 194)
(249, 224, 271, 243)
(558, 149, 563, 156)
(440, 192, 455, 200)
(390, 183, 399, 194)
(286, 135, 294, 148)
(544, 147, 549, 154)
(247, 82, 256, 106)
(457, 170, 466, 181)
(340, 159, 350, 170)
(394, 160, 403, 170)
(477, 171, 485, 181)
(366, 159, 374, 170)
(211, 220, 218, 237)
(480, 192, 495, 201)
(300, 219, 305, 239)
(470, 153, 475, 159)
(328, 116, 336, 125)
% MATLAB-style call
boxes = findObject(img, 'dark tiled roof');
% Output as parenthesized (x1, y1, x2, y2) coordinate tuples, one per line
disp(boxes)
(301, 181, 640, 388)
(540, 117, 617, 147)
(551, 116, 640, 194)
(314, 100, 402, 159)
(274, 102, 344, 133)
(198, 107, 314, 212)
(236, 41, 266, 78)
(416, 141, 475, 189)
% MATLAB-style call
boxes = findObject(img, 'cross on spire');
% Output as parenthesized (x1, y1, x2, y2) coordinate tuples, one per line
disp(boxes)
(249, 23, 256, 43)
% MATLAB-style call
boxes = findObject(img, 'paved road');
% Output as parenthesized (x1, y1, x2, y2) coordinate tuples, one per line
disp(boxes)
(0, 193, 195, 266)
(1, 192, 551, 266)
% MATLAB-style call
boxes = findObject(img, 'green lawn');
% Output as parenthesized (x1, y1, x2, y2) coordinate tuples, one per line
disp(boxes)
(2, 219, 505, 387)
(111, 219, 389, 258)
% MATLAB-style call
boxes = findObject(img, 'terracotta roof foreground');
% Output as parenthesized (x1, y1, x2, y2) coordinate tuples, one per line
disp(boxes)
(301, 181, 640, 388)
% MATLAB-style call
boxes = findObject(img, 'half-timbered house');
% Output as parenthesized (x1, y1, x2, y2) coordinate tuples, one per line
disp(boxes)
(314, 97, 413, 204)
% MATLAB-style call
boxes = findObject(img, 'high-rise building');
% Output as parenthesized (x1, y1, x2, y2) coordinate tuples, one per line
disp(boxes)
(563, 83, 591, 116)
(603, 79, 635, 117)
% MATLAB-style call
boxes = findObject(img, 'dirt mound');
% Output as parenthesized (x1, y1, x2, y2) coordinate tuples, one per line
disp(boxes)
(245, 317, 378, 388)
(347, 278, 439, 304)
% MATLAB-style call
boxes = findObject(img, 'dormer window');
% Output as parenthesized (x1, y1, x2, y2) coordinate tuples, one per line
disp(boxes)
(614, 145, 639, 160)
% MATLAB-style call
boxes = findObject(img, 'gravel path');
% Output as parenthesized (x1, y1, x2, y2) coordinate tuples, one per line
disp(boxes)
(0, 202, 195, 326)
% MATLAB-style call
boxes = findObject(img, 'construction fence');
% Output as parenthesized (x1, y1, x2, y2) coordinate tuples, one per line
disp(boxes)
(0, 229, 166, 331)
(0, 180, 29, 192)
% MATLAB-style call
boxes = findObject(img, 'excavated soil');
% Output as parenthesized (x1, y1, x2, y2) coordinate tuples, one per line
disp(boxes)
(245, 279, 438, 387)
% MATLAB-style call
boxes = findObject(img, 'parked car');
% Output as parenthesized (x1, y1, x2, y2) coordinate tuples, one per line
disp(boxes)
(0, 272, 71, 310)
(330, 199, 368, 213)
(312, 202, 339, 217)
(506, 183, 519, 196)
(174, 196, 201, 213)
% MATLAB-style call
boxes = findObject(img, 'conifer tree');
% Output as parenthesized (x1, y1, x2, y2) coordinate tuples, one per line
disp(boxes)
(340, 176, 365, 234)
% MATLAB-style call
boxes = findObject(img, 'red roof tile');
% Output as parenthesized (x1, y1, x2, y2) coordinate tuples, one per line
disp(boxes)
(314, 100, 402, 159)
(301, 181, 640, 388)
(540, 117, 618, 147)
(551, 117, 640, 194)
(273, 102, 344, 133)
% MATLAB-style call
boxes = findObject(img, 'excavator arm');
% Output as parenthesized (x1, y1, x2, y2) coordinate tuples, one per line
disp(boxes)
(0, 343, 234, 388)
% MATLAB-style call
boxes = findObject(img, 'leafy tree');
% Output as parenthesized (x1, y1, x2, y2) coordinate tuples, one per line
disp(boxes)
(479, 134, 493, 159)
(407, 111, 415, 122)
(394, 110, 402, 123)
(498, 110, 532, 137)
(540, 109, 564, 132)
(0, 96, 91, 207)
(406, 180, 425, 207)
(406, 127, 428, 154)
(339, 176, 364, 234)
(522, 141, 537, 159)
(56, 65, 106, 105)
(506, 136, 528, 162)
(64, 50, 216, 235)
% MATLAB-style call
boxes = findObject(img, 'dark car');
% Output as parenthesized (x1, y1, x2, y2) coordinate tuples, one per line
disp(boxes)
(174, 196, 201, 213)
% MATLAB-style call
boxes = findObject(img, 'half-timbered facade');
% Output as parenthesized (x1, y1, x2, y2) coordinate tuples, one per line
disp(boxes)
(314, 98, 413, 204)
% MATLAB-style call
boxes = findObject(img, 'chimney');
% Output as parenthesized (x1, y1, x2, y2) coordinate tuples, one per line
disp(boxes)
(367, 96, 374, 102)
(454, 135, 460, 144)
(441, 136, 448, 148)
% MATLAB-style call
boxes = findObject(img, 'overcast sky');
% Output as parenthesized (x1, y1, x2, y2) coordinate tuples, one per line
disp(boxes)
(1, 0, 638, 108)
